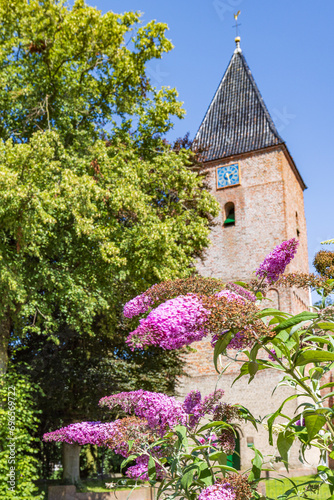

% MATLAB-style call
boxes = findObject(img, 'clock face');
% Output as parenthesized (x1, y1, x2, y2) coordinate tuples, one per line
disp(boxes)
(216, 163, 240, 189)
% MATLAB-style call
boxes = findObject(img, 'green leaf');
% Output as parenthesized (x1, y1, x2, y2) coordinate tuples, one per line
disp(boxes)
(213, 331, 233, 372)
(121, 455, 137, 470)
(305, 414, 327, 441)
(174, 425, 188, 449)
(256, 308, 289, 319)
(249, 447, 262, 480)
(198, 462, 214, 486)
(248, 361, 259, 383)
(212, 464, 238, 473)
(273, 312, 318, 332)
(295, 350, 334, 366)
(180, 463, 199, 490)
(277, 431, 294, 471)
(128, 440, 134, 452)
(148, 455, 156, 481)
(232, 361, 269, 386)
(209, 451, 227, 462)
(267, 395, 298, 445)
(320, 381, 334, 390)
(317, 322, 334, 331)
(250, 343, 261, 362)
(198, 421, 230, 433)
(236, 405, 258, 430)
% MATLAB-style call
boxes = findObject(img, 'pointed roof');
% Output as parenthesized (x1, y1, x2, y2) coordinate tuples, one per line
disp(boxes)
(194, 46, 284, 161)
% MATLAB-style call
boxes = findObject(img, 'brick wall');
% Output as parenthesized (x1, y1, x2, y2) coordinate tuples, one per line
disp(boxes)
(196, 146, 309, 313)
(179, 145, 315, 470)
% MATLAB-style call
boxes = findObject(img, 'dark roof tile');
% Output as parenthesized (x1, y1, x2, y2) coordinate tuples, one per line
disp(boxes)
(194, 49, 284, 161)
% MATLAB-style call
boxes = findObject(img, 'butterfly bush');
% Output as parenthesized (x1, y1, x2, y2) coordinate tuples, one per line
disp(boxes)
(256, 238, 299, 284)
(123, 277, 226, 319)
(227, 330, 254, 350)
(183, 390, 224, 427)
(123, 292, 155, 318)
(215, 290, 245, 303)
(44, 389, 245, 485)
(199, 477, 253, 500)
(183, 390, 202, 414)
(126, 294, 210, 350)
(126, 454, 165, 481)
(43, 418, 154, 458)
(226, 282, 257, 302)
(219, 429, 236, 455)
(198, 483, 236, 500)
(43, 421, 112, 447)
(197, 433, 219, 447)
(99, 390, 187, 435)
(125, 286, 267, 351)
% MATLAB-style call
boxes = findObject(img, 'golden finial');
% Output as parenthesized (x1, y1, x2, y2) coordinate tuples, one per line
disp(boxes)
(233, 11, 241, 51)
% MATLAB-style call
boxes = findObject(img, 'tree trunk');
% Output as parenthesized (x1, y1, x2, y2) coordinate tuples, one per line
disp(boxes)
(0, 315, 10, 377)
(62, 442, 81, 483)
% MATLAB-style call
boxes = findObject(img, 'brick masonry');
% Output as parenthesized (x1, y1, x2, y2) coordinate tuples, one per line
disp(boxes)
(178, 145, 319, 472)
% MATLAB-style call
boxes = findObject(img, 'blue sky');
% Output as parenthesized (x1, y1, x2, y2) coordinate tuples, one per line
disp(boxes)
(94, 0, 334, 272)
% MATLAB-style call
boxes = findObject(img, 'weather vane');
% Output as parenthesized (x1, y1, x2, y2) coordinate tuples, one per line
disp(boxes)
(233, 10, 241, 38)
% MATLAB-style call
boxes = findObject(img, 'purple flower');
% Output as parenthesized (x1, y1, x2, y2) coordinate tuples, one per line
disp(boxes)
(198, 433, 219, 447)
(227, 331, 253, 350)
(199, 483, 236, 500)
(183, 390, 202, 414)
(43, 421, 116, 447)
(126, 454, 165, 481)
(126, 294, 210, 350)
(183, 390, 225, 427)
(256, 238, 299, 284)
(215, 289, 245, 303)
(226, 283, 257, 302)
(99, 390, 187, 435)
(296, 417, 305, 426)
(211, 330, 252, 350)
(123, 293, 154, 318)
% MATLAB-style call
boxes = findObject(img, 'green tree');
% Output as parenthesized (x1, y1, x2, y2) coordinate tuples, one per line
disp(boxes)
(0, 366, 43, 499)
(0, 0, 183, 147)
(0, 131, 218, 373)
(0, 0, 220, 376)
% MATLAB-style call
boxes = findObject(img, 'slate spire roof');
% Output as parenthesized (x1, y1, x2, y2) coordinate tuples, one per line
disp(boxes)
(194, 44, 284, 162)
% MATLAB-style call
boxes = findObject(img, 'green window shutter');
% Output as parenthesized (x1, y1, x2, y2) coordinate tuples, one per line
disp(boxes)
(224, 213, 235, 225)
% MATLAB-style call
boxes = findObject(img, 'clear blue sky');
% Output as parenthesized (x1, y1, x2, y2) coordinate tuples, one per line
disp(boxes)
(94, 0, 334, 272)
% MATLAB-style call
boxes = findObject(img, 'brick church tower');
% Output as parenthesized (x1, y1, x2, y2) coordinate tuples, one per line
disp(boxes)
(180, 38, 317, 473)
(194, 37, 309, 314)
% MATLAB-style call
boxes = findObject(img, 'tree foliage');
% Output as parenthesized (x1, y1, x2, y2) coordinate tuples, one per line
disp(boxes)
(0, 0, 219, 377)
(1, 131, 217, 339)
(0, 0, 183, 147)
(0, 367, 43, 499)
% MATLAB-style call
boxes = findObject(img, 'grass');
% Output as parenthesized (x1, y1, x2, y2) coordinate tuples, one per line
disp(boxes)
(266, 475, 332, 499)
(35, 477, 148, 497)
(77, 477, 146, 493)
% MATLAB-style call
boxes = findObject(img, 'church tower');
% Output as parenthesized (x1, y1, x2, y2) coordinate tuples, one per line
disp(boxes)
(180, 38, 317, 474)
(194, 37, 310, 314)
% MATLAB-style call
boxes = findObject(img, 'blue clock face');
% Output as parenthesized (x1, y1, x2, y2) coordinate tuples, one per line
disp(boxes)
(216, 163, 240, 189)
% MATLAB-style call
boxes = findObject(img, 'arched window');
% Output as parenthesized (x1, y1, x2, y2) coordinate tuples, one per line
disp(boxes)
(224, 202, 235, 226)
(263, 288, 280, 310)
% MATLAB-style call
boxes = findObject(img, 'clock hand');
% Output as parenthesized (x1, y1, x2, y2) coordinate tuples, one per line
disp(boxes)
(224, 172, 232, 184)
